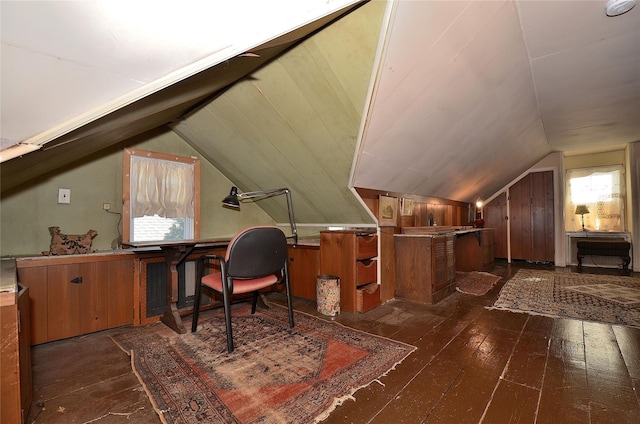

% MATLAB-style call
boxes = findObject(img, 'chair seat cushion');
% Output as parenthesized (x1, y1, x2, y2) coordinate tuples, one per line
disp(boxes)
(201, 272, 280, 294)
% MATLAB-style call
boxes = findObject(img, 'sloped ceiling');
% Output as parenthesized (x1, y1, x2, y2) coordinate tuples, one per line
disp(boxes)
(169, 1, 384, 225)
(353, 0, 640, 202)
(1, 0, 639, 225)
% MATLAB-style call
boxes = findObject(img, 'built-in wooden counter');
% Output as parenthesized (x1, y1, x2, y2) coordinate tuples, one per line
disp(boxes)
(394, 233, 456, 305)
(394, 227, 495, 305)
(16, 252, 135, 344)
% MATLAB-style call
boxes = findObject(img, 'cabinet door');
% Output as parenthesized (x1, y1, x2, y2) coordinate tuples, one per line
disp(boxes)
(288, 246, 319, 301)
(107, 259, 134, 328)
(47, 263, 95, 341)
(17, 266, 48, 345)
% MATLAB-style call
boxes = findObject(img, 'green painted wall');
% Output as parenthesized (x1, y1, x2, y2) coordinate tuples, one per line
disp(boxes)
(0, 128, 273, 256)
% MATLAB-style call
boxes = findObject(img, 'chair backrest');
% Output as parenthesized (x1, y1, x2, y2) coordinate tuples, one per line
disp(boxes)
(225, 226, 288, 279)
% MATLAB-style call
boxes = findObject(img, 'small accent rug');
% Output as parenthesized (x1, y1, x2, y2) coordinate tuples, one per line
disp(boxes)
(490, 269, 640, 328)
(455, 271, 502, 296)
(110, 304, 415, 424)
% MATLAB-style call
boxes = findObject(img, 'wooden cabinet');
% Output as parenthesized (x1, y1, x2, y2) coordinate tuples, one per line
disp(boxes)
(17, 254, 134, 345)
(287, 244, 320, 301)
(394, 234, 456, 304)
(1, 283, 31, 424)
(320, 230, 379, 313)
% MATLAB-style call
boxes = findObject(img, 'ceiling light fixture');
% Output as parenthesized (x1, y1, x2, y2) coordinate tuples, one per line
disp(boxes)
(605, 0, 636, 16)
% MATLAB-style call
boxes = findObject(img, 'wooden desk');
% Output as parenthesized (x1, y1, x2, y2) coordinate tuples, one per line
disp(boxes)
(123, 238, 229, 333)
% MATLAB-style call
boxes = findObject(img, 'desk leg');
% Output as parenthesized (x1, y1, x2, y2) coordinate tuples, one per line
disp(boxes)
(161, 246, 194, 334)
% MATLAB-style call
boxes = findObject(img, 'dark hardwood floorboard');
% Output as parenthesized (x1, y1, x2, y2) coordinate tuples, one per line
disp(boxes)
(25, 261, 640, 423)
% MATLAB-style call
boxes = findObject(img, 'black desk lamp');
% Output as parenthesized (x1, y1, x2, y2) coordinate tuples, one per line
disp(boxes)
(575, 205, 589, 231)
(222, 186, 298, 245)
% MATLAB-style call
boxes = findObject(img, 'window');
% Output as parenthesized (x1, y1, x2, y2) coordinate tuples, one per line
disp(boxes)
(123, 148, 200, 242)
(565, 165, 625, 232)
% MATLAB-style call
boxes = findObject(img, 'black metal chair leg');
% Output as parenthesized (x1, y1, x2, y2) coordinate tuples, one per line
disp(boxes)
(251, 292, 259, 314)
(284, 267, 294, 328)
(222, 283, 234, 353)
(191, 259, 203, 333)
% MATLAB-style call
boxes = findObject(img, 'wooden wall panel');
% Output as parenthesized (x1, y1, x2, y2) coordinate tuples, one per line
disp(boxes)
(510, 174, 533, 260)
(485, 192, 508, 258)
(530, 171, 554, 262)
(379, 228, 395, 303)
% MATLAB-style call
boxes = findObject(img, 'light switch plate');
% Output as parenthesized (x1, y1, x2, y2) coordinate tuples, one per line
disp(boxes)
(58, 188, 71, 204)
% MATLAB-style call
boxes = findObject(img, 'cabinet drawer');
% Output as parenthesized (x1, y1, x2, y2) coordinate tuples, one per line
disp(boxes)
(356, 234, 378, 260)
(356, 259, 377, 286)
(357, 283, 380, 312)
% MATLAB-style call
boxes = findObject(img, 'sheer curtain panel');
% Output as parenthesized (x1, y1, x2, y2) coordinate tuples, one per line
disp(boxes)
(565, 165, 625, 232)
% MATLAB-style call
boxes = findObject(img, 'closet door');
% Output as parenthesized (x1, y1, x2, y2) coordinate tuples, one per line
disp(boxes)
(510, 171, 554, 262)
(510, 175, 533, 260)
(484, 192, 508, 258)
(530, 171, 554, 262)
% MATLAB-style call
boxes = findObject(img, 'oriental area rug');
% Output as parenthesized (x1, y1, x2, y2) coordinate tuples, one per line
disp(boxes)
(489, 269, 640, 328)
(110, 304, 415, 424)
(455, 271, 502, 296)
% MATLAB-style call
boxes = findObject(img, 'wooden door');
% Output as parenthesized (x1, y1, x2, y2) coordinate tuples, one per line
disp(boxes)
(17, 266, 48, 345)
(530, 171, 555, 262)
(288, 245, 320, 301)
(47, 263, 85, 341)
(510, 175, 533, 260)
(509, 171, 554, 262)
(485, 192, 508, 258)
(105, 259, 134, 328)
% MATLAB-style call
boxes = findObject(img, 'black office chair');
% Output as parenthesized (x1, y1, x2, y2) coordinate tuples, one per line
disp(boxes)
(191, 226, 294, 352)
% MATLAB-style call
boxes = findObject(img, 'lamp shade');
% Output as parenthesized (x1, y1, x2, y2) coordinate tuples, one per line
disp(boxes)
(222, 186, 240, 208)
(575, 205, 590, 215)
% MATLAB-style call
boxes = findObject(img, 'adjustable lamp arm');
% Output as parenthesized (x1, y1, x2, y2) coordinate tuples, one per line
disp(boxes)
(224, 187, 298, 245)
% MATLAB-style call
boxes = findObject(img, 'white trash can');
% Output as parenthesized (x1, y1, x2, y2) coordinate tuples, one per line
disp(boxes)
(316, 275, 340, 316)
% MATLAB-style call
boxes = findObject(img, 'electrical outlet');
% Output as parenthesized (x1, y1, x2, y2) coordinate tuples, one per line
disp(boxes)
(58, 188, 71, 204)
(103, 203, 111, 211)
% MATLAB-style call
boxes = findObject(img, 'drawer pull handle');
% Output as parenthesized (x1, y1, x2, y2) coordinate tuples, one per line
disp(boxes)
(70, 277, 83, 284)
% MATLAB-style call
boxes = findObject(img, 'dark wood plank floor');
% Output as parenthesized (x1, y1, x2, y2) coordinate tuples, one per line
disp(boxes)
(26, 261, 640, 423)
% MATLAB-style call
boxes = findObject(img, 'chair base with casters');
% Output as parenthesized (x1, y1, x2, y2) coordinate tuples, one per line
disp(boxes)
(191, 226, 295, 353)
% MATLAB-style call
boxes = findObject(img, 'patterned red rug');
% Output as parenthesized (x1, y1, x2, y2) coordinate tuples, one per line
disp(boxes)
(111, 304, 415, 423)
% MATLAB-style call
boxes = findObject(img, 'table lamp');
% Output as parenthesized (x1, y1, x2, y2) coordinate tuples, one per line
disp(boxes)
(222, 186, 298, 245)
(574, 205, 589, 231)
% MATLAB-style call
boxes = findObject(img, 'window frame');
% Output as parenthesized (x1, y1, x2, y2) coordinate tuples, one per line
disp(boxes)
(122, 148, 200, 243)
(565, 164, 625, 232)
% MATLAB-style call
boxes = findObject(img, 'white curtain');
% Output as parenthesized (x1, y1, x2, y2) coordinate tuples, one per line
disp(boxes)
(130, 156, 194, 218)
(565, 165, 625, 232)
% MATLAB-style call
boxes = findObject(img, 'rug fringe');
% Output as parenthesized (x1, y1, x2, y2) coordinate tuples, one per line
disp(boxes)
(313, 346, 415, 423)
(128, 349, 170, 424)
(108, 335, 132, 356)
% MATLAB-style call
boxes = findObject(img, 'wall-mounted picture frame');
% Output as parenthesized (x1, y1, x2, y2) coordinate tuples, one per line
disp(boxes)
(378, 195, 397, 227)
(401, 198, 414, 216)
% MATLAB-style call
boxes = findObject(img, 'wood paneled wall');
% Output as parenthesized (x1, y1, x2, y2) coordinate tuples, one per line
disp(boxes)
(355, 188, 473, 231)
(355, 188, 472, 303)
